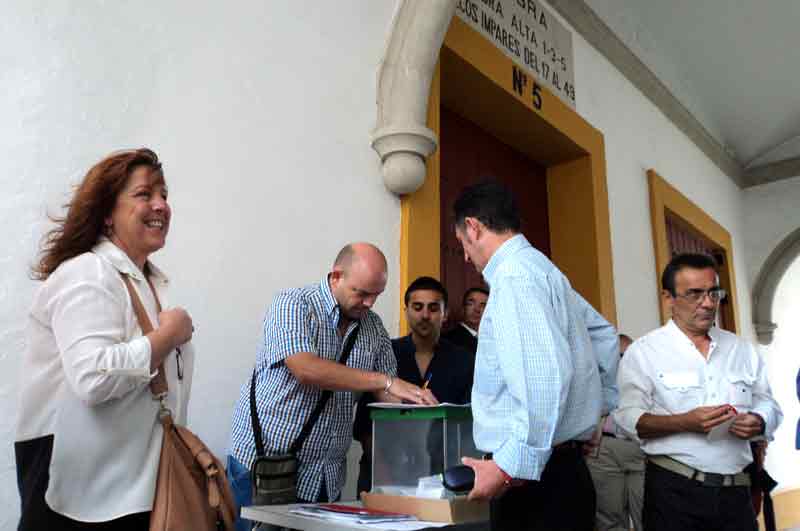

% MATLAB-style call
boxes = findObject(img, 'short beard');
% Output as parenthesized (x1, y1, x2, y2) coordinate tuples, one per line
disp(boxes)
(341, 306, 366, 321)
(411, 324, 439, 342)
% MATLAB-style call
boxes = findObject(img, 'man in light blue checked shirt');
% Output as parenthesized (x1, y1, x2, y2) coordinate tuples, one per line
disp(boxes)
(227, 243, 436, 531)
(455, 182, 603, 531)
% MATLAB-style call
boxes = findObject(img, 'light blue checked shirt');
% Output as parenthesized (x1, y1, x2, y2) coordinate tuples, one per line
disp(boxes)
(473, 235, 602, 480)
(577, 292, 619, 415)
(228, 277, 396, 501)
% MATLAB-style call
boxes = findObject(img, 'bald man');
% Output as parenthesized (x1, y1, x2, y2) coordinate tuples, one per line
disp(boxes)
(227, 244, 435, 528)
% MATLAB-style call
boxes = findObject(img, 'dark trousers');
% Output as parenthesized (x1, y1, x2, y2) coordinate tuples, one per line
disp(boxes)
(490, 445, 596, 531)
(643, 462, 757, 531)
(357, 449, 372, 498)
(16, 435, 150, 531)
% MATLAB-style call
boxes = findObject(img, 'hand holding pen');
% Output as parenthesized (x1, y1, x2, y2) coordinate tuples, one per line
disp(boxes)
(419, 375, 439, 404)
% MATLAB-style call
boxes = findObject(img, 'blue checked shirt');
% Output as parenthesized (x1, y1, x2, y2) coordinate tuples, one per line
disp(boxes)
(576, 292, 619, 415)
(228, 277, 396, 502)
(473, 235, 602, 480)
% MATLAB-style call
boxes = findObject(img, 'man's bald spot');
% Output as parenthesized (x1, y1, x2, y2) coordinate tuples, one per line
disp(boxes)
(333, 243, 387, 275)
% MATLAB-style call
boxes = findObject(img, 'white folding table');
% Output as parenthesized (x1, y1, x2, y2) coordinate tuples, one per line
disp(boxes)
(241, 504, 488, 531)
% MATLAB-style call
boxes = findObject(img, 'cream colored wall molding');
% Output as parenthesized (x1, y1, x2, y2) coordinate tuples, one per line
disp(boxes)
(752, 226, 800, 345)
(372, 0, 456, 195)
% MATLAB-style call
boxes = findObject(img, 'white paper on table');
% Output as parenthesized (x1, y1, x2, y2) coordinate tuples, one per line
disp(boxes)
(367, 402, 470, 409)
(289, 506, 415, 525)
(706, 416, 736, 442)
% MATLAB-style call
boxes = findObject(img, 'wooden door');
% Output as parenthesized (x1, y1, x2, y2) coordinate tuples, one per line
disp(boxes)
(439, 106, 550, 327)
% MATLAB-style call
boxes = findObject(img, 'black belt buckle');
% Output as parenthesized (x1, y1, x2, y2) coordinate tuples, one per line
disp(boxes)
(702, 472, 725, 487)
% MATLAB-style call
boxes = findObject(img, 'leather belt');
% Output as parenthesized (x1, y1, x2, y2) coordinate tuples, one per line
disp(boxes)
(648, 455, 750, 487)
(553, 440, 583, 451)
(483, 439, 584, 461)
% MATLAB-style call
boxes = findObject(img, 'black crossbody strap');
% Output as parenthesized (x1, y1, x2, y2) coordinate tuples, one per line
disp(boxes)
(250, 369, 266, 457)
(289, 325, 360, 455)
(250, 325, 361, 458)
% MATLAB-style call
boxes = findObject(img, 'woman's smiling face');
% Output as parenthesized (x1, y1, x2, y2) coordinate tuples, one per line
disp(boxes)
(106, 165, 171, 269)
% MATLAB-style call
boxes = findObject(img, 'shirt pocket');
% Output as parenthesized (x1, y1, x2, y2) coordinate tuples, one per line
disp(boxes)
(657, 371, 704, 414)
(726, 373, 754, 408)
(347, 343, 374, 371)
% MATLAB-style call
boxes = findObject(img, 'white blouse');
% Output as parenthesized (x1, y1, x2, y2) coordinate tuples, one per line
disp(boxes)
(16, 238, 194, 521)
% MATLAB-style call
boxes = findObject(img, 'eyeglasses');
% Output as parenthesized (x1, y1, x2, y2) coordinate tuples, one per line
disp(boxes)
(176, 347, 184, 381)
(674, 287, 727, 304)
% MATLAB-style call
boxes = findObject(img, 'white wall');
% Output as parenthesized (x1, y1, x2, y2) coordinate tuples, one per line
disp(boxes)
(741, 175, 800, 285)
(561, 14, 752, 342)
(740, 176, 800, 491)
(0, 2, 398, 527)
(762, 256, 800, 490)
(583, 0, 725, 145)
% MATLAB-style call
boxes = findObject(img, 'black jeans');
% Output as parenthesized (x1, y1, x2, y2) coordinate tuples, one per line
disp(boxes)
(490, 445, 596, 531)
(643, 462, 757, 531)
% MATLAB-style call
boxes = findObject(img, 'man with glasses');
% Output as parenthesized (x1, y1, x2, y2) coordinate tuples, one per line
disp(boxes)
(615, 253, 782, 531)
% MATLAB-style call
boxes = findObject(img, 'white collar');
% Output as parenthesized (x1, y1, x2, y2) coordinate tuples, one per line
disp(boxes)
(460, 322, 478, 337)
(665, 318, 718, 357)
(92, 236, 169, 285)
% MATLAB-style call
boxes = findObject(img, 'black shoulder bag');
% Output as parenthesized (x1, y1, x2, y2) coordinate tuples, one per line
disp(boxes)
(249, 326, 360, 505)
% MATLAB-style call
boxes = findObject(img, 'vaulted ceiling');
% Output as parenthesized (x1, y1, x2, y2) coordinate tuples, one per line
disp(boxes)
(549, 0, 800, 188)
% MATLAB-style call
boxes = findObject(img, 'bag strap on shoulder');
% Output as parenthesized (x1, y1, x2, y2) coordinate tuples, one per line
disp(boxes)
(120, 273, 167, 397)
(250, 325, 361, 458)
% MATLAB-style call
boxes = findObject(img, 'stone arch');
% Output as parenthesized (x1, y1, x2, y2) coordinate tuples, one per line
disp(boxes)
(752, 226, 800, 344)
(371, 0, 456, 195)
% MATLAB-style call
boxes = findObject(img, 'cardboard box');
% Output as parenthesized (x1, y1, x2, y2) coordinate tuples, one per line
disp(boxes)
(361, 492, 489, 524)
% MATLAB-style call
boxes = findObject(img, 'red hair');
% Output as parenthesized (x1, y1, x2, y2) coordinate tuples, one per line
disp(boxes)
(33, 148, 163, 280)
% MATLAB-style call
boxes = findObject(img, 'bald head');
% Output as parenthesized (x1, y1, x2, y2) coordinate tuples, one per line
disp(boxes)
(330, 243, 388, 321)
(333, 243, 388, 275)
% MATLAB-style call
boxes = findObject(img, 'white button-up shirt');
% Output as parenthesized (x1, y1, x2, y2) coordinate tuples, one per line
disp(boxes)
(16, 238, 194, 521)
(614, 320, 781, 474)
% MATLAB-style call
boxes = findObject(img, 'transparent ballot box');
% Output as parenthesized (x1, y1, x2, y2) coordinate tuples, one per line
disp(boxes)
(370, 404, 480, 496)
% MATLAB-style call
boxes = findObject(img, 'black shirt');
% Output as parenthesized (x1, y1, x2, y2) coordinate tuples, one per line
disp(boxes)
(442, 324, 478, 355)
(352, 334, 474, 441)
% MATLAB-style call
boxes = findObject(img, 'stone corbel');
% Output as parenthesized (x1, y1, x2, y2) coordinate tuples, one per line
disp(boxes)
(754, 321, 778, 346)
(372, 0, 456, 195)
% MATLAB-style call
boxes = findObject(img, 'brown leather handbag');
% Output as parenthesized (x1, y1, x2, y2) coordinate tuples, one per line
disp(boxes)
(121, 275, 236, 531)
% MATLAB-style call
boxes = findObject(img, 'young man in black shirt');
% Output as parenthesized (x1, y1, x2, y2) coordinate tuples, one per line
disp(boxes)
(353, 276, 474, 496)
